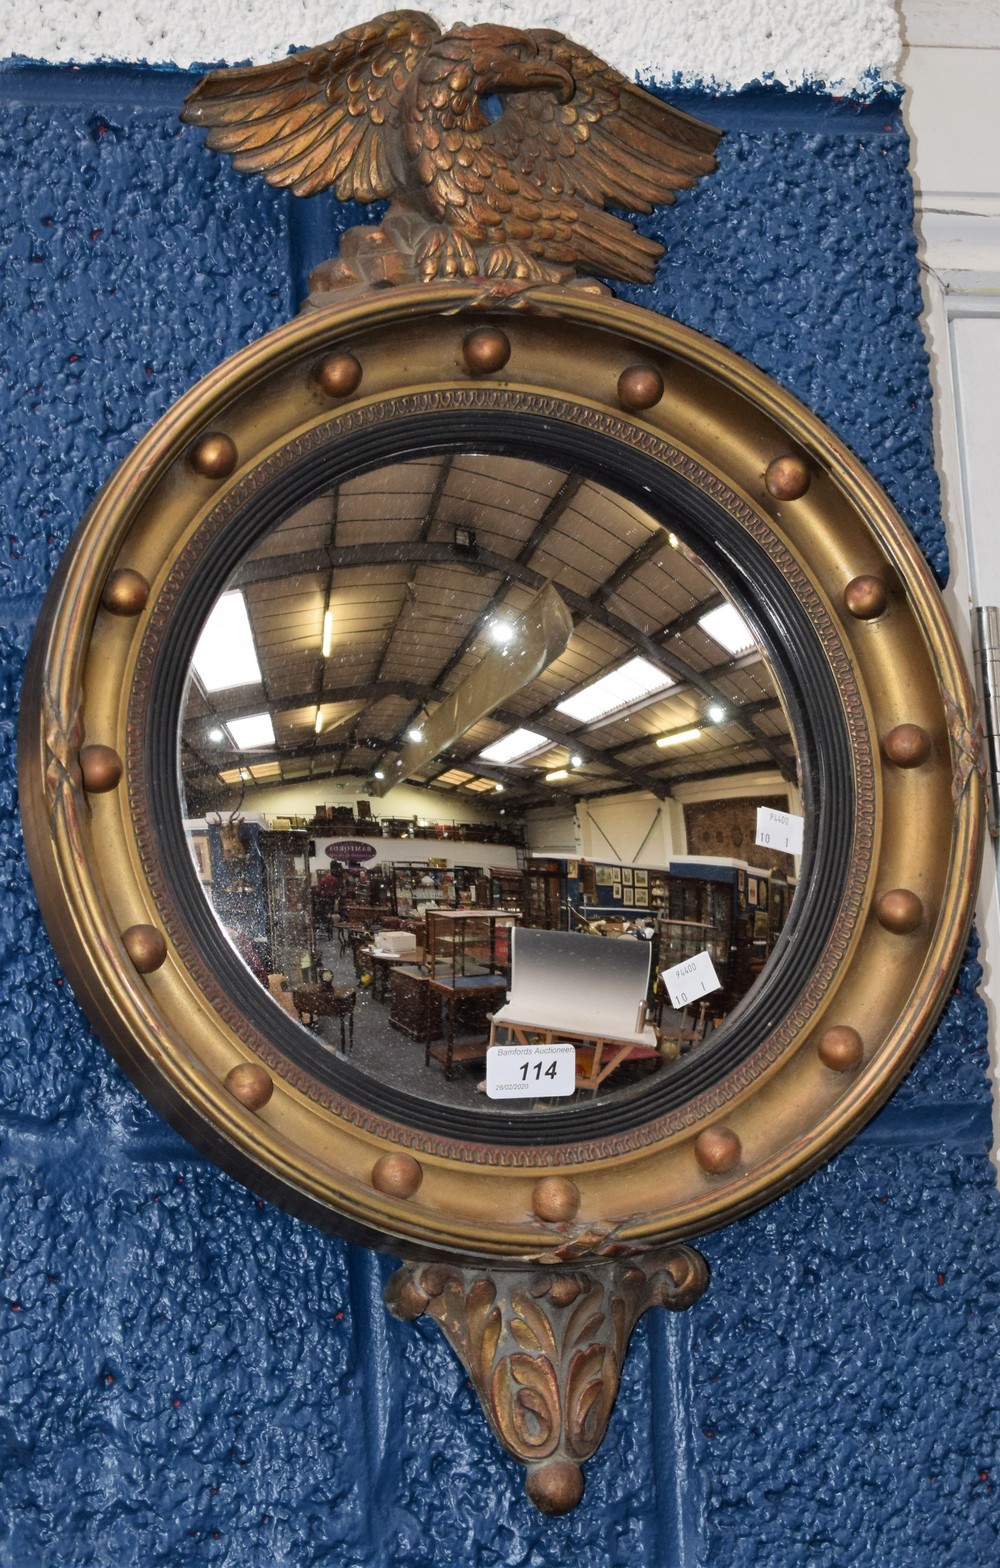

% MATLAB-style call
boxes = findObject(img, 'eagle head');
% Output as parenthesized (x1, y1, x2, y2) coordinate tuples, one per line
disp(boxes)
(452, 24, 575, 105)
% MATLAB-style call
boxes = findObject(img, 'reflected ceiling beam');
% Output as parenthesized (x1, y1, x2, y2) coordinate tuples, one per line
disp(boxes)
(514, 471, 582, 561)
(652, 757, 796, 790)
(652, 739, 793, 779)
(591, 526, 672, 605)
(418, 454, 455, 542)
(482, 706, 670, 800)
(231, 546, 333, 587)
(187, 681, 446, 728)
(659, 590, 726, 641)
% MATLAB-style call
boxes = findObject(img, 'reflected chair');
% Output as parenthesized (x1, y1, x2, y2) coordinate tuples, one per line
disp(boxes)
(291, 984, 356, 1052)
(654, 999, 709, 1062)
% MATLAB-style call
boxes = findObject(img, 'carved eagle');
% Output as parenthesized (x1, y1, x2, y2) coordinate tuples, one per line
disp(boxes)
(181, 9, 721, 285)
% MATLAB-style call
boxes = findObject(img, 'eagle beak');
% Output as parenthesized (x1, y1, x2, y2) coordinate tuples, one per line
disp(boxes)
(515, 60, 575, 103)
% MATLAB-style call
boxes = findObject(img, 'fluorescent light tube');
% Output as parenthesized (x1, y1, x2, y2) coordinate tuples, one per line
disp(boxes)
(655, 727, 701, 749)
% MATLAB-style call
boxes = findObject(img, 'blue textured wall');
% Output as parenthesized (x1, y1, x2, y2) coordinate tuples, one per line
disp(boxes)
(1, 68, 996, 1566)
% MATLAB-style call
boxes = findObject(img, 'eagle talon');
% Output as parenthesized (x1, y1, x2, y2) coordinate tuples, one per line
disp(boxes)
(415, 225, 480, 281)
(485, 244, 567, 284)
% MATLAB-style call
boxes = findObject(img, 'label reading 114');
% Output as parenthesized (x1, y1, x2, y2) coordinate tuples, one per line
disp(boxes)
(485, 1042, 576, 1099)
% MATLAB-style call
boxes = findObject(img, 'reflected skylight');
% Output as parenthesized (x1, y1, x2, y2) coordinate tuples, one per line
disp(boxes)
(698, 604, 756, 656)
(191, 591, 262, 692)
(225, 712, 275, 750)
(556, 656, 674, 723)
(478, 728, 548, 764)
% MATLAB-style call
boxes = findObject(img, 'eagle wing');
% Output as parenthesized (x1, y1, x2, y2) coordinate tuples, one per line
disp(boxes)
(448, 32, 722, 283)
(179, 9, 439, 200)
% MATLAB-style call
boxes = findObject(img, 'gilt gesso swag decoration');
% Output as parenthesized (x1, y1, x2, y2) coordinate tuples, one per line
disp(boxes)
(20, 8, 982, 1517)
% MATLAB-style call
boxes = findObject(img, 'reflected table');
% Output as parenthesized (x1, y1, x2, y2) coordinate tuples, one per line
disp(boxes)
(368, 947, 422, 1002)
(426, 974, 509, 1079)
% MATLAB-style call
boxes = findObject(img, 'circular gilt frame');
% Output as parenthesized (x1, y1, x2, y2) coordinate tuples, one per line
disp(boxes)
(19, 283, 984, 1264)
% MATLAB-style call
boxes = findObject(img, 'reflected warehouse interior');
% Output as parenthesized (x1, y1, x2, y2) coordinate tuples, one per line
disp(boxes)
(178, 452, 803, 1115)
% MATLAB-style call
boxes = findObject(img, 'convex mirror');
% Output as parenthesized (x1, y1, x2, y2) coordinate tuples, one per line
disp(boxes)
(178, 448, 803, 1120)
(20, 283, 983, 1256)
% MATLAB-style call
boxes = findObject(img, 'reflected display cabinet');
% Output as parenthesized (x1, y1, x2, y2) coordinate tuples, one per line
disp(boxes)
(487, 867, 524, 916)
(391, 861, 457, 916)
(260, 828, 313, 981)
(424, 910, 520, 1078)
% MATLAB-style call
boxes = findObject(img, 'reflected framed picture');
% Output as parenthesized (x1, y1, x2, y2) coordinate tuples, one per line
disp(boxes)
(634, 869, 648, 889)
(612, 879, 622, 900)
(596, 866, 614, 886)
(190, 833, 212, 883)
(622, 868, 633, 887)
(748, 876, 759, 904)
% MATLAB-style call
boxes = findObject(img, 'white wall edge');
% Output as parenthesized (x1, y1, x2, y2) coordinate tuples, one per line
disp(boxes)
(0, 0, 901, 95)
(902, 20, 1000, 1165)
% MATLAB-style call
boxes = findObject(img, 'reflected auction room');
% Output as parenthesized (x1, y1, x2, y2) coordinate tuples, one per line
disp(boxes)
(180, 452, 803, 1115)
